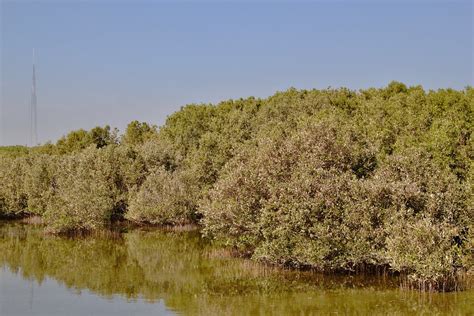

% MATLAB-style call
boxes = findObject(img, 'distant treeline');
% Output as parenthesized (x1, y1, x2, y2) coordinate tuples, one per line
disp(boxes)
(0, 82, 472, 290)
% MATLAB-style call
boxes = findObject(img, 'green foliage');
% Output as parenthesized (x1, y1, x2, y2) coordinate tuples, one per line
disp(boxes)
(201, 120, 379, 262)
(0, 146, 29, 158)
(203, 129, 471, 287)
(43, 145, 145, 232)
(23, 154, 59, 215)
(378, 152, 471, 287)
(137, 135, 179, 172)
(0, 157, 28, 216)
(0, 82, 472, 289)
(121, 120, 157, 146)
(55, 125, 118, 154)
(160, 104, 216, 158)
(126, 168, 197, 225)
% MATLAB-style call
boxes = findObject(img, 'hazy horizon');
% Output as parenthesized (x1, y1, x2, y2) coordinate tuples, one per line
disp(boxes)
(1, 0, 473, 146)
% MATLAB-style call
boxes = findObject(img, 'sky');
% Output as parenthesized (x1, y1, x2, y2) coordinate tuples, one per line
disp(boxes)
(1, 0, 472, 146)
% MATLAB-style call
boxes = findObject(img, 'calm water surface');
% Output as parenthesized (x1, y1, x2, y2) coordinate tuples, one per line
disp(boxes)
(0, 221, 472, 315)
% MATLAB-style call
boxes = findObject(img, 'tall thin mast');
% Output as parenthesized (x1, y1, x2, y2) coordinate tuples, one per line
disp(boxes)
(31, 49, 37, 145)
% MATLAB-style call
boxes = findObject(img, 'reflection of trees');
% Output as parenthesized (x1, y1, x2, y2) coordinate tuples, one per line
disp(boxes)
(0, 222, 470, 315)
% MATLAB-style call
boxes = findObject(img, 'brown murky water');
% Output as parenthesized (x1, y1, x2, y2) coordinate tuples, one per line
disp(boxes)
(0, 221, 472, 315)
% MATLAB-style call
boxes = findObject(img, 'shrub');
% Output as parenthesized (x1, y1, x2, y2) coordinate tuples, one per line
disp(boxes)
(23, 154, 59, 216)
(375, 152, 471, 288)
(43, 145, 144, 232)
(202, 120, 471, 288)
(137, 136, 180, 172)
(0, 157, 28, 217)
(121, 120, 157, 146)
(201, 120, 377, 257)
(126, 168, 197, 225)
(55, 125, 118, 154)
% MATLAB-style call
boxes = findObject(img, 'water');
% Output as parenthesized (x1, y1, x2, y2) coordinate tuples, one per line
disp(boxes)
(0, 221, 472, 315)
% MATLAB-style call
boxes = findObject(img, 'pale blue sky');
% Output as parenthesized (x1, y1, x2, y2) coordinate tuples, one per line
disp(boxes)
(1, 0, 473, 145)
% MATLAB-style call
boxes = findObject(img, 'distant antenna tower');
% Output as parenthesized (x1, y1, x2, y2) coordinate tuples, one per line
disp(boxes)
(30, 49, 38, 145)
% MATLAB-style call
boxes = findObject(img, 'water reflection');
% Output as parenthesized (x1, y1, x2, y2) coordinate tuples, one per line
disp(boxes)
(1, 268, 173, 316)
(0, 222, 472, 315)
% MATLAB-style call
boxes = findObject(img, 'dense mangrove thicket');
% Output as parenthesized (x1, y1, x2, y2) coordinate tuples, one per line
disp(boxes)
(0, 83, 473, 290)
